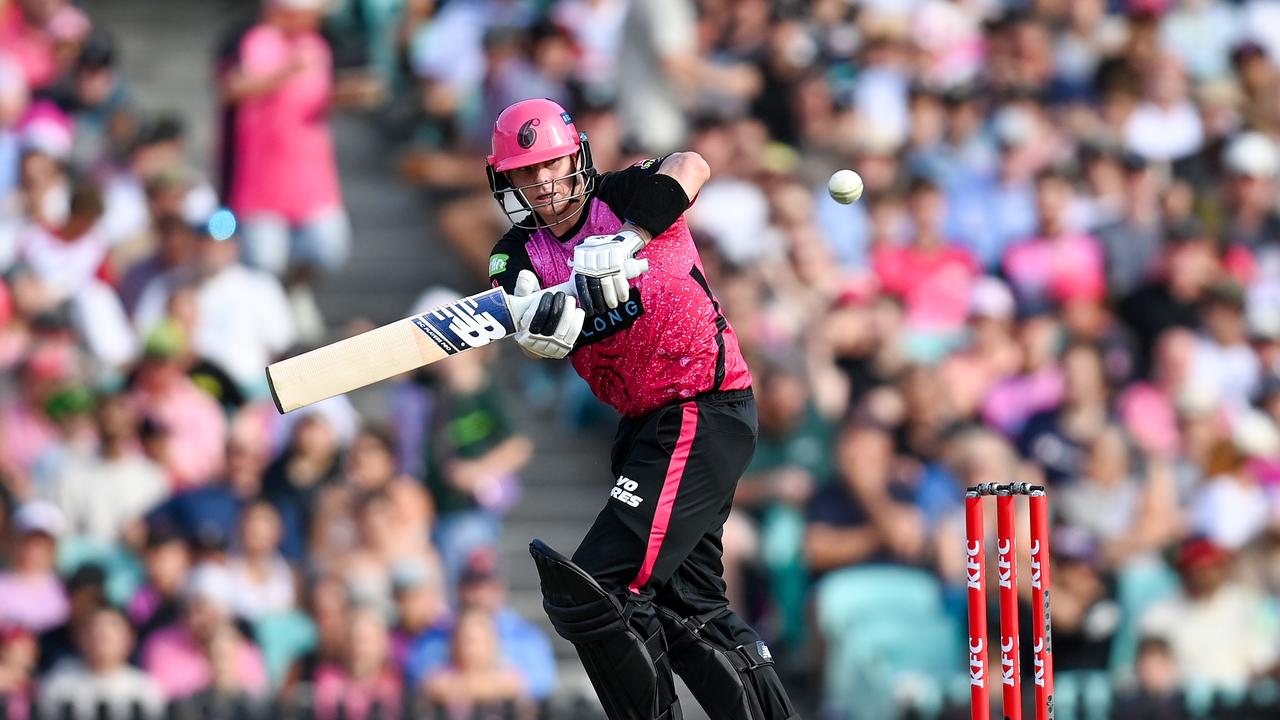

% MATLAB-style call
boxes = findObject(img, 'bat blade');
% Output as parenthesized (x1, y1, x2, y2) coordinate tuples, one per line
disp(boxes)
(266, 287, 518, 413)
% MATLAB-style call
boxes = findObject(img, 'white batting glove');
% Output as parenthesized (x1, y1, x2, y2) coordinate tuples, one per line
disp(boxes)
(513, 270, 585, 360)
(568, 230, 646, 316)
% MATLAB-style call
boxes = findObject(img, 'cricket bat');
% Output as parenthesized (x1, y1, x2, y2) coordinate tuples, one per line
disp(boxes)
(265, 259, 647, 414)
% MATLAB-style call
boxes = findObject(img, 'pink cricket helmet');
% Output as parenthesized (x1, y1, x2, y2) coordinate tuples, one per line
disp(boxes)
(487, 98, 596, 229)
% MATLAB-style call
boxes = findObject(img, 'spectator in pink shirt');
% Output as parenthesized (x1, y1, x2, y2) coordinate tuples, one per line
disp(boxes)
(0, 342, 75, 496)
(223, 0, 350, 342)
(128, 323, 226, 489)
(312, 606, 404, 720)
(0, 501, 68, 633)
(139, 562, 267, 701)
(1003, 168, 1106, 314)
(872, 176, 979, 362)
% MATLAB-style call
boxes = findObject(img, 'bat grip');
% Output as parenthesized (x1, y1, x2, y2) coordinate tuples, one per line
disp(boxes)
(510, 258, 651, 318)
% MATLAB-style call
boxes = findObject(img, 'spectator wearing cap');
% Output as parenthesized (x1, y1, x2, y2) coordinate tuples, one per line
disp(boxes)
(139, 562, 267, 701)
(126, 520, 190, 646)
(872, 175, 979, 362)
(133, 209, 295, 397)
(1220, 132, 1280, 254)
(226, 499, 295, 622)
(35, 563, 106, 674)
(222, 0, 351, 342)
(406, 551, 555, 702)
(38, 605, 163, 720)
(126, 321, 226, 489)
(312, 606, 403, 720)
(389, 557, 447, 669)
(0, 501, 68, 633)
(51, 391, 167, 544)
(1141, 537, 1280, 686)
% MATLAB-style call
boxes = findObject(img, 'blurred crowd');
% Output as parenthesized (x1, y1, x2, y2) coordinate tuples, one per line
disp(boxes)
(6, 0, 1280, 719)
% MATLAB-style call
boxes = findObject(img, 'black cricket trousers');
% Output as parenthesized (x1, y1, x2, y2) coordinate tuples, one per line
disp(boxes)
(571, 388, 798, 719)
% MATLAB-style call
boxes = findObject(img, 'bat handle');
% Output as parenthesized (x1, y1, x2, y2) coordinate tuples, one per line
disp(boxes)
(548, 257, 649, 298)
(511, 258, 651, 318)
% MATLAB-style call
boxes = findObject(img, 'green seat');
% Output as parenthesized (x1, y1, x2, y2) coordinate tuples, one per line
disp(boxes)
(816, 567, 960, 719)
(253, 610, 318, 688)
(815, 565, 947, 637)
(1110, 559, 1181, 676)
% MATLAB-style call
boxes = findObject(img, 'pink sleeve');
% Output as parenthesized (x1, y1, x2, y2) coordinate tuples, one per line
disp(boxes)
(239, 26, 286, 79)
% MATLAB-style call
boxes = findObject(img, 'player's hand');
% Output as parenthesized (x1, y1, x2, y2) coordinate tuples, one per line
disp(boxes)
(513, 270, 584, 360)
(568, 231, 646, 316)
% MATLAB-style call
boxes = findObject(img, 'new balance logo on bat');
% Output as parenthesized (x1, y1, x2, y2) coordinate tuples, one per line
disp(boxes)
(414, 289, 514, 355)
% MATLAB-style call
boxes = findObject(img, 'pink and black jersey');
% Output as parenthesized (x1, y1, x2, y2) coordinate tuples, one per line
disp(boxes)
(488, 159, 751, 418)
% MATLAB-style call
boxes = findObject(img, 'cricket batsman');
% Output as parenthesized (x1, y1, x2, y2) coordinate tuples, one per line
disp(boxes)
(484, 97, 799, 720)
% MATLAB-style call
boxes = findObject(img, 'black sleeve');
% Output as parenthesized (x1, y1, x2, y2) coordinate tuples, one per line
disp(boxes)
(594, 156, 669, 219)
(487, 227, 537, 294)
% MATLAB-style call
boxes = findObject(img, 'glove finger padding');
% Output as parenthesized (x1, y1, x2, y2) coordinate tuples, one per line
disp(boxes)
(600, 271, 619, 310)
(514, 269, 541, 297)
(530, 291, 564, 336)
(516, 290, 582, 360)
(555, 298, 585, 345)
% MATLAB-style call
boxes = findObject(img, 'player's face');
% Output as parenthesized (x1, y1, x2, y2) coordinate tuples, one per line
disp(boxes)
(507, 154, 579, 225)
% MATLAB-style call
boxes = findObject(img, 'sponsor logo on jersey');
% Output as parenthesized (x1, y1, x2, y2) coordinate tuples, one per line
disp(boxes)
(488, 253, 509, 276)
(576, 288, 644, 348)
(413, 288, 514, 354)
(611, 475, 643, 507)
(635, 158, 657, 170)
(561, 112, 573, 125)
(517, 118, 539, 148)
